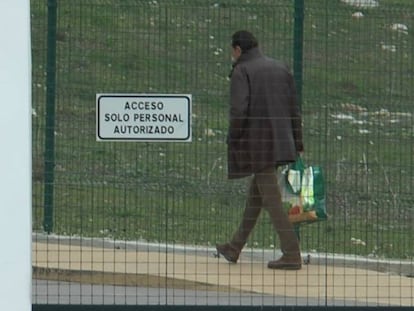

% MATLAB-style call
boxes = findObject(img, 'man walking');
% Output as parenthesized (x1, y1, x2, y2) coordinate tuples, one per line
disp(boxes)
(216, 30, 304, 270)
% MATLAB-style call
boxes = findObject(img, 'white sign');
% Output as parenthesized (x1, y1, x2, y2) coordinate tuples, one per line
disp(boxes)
(97, 94, 192, 141)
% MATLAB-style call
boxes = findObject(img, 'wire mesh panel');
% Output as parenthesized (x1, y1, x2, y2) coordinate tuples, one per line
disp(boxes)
(32, 0, 414, 309)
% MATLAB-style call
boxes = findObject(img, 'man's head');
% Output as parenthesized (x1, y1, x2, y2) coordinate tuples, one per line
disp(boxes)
(231, 30, 258, 62)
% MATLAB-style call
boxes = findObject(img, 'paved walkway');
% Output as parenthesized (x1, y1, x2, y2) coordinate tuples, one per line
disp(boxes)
(32, 238, 414, 307)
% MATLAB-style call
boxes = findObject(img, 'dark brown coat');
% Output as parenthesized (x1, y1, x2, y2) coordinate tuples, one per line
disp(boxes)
(227, 47, 304, 179)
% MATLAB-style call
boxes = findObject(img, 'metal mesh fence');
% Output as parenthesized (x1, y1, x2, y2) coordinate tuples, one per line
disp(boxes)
(32, 0, 414, 309)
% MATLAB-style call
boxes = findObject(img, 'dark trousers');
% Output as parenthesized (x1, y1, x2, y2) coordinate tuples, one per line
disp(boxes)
(229, 166, 300, 257)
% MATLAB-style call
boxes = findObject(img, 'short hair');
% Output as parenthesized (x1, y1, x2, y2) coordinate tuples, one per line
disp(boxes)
(231, 30, 258, 53)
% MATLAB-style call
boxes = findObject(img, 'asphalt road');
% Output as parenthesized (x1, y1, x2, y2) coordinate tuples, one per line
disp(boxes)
(32, 279, 370, 307)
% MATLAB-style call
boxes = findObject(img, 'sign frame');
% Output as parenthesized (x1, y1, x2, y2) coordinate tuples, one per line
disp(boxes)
(96, 93, 192, 142)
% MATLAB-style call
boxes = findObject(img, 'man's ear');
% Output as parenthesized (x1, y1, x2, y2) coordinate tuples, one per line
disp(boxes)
(234, 45, 242, 58)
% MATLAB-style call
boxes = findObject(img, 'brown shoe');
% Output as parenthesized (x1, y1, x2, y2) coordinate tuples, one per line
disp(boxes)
(216, 243, 239, 263)
(267, 255, 302, 270)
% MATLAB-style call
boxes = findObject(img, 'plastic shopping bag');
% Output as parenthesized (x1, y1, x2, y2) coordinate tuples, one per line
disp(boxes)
(279, 157, 327, 224)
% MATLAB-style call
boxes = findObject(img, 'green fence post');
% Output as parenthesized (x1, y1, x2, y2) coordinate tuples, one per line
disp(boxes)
(293, 0, 304, 108)
(43, 0, 58, 233)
